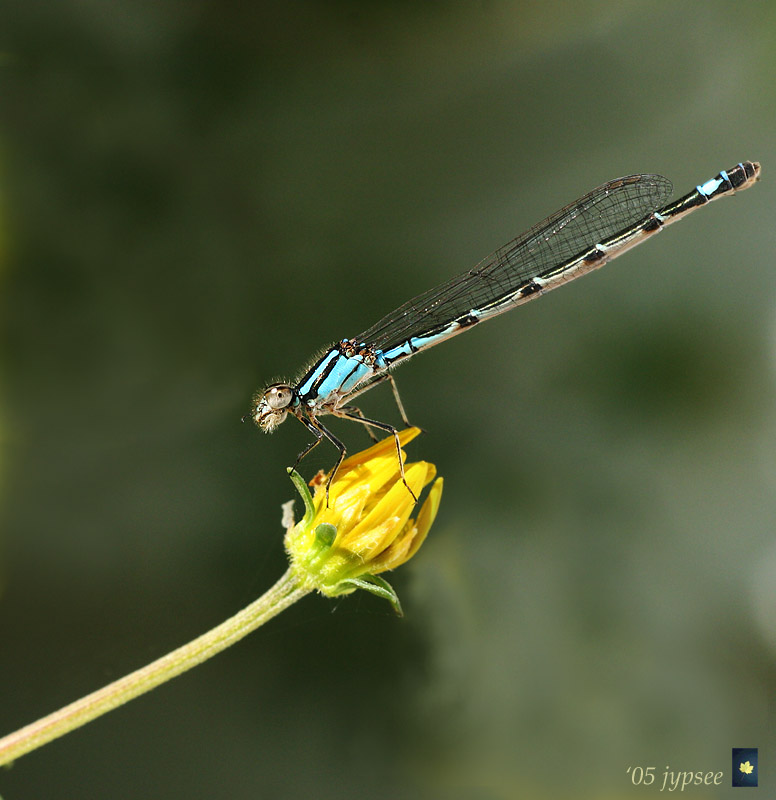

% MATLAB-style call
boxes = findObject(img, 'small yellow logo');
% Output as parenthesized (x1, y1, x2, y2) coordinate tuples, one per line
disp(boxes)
(739, 761, 754, 775)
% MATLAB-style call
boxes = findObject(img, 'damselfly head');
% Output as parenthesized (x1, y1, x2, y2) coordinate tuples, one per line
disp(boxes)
(253, 384, 294, 432)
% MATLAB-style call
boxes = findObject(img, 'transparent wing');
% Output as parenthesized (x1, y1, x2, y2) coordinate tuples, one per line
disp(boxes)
(357, 174, 673, 351)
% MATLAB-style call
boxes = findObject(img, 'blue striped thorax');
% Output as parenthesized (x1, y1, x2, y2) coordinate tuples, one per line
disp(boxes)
(297, 339, 379, 406)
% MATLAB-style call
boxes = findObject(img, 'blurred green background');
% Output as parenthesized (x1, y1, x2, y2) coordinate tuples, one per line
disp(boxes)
(1, 2, 775, 798)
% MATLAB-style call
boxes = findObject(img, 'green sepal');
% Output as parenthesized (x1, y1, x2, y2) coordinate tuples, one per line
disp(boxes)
(338, 573, 404, 616)
(302, 523, 338, 572)
(314, 523, 336, 547)
(286, 467, 316, 527)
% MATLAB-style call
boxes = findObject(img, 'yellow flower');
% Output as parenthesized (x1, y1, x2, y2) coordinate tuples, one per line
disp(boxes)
(283, 427, 443, 614)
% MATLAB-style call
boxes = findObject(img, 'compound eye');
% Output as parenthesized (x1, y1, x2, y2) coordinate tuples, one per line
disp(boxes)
(266, 385, 293, 410)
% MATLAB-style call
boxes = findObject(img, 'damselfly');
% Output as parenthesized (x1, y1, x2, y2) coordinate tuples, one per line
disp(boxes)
(251, 161, 760, 500)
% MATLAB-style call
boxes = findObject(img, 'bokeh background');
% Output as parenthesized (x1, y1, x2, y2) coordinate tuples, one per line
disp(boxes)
(1, 2, 775, 798)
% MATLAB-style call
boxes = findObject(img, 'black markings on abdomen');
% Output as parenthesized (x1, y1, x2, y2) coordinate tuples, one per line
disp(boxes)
(517, 280, 542, 297)
(457, 313, 480, 328)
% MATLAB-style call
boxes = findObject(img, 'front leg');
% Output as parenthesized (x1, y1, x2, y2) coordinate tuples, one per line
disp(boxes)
(293, 415, 324, 472)
(296, 414, 348, 507)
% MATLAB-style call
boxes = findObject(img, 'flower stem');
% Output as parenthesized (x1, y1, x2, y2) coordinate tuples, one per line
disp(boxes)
(0, 569, 308, 766)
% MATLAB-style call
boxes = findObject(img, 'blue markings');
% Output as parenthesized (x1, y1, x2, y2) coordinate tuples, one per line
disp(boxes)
(409, 328, 451, 351)
(298, 349, 339, 396)
(382, 341, 413, 362)
(315, 354, 371, 398)
(339, 359, 372, 393)
(379, 324, 458, 366)
(698, 174, 725, 197)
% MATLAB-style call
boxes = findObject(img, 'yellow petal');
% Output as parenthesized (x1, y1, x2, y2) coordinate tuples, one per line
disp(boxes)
(343, 516, 402, 559)
(371, 526, 416, 573)
(336, 427, 422, 477)
(339, 461, 431, 553)
(404, 477, 443, 562)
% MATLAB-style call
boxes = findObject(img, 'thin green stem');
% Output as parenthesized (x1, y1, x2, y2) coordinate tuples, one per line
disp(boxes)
(0, 569, 309, 766)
